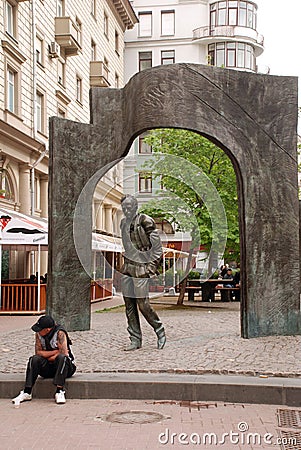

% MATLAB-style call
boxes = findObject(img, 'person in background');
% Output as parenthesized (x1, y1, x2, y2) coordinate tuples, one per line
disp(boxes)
(222, 267, 235, 301)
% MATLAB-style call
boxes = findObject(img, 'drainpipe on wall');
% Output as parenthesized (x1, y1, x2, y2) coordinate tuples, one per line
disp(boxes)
(30, 0, 49, 280)
(30, 0, 48, 217)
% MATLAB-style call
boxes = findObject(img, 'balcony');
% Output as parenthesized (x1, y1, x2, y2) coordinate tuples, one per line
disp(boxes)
(90, 61, 110, 87)
(193, 25, 264, 57)
(54, 17, 81, 56)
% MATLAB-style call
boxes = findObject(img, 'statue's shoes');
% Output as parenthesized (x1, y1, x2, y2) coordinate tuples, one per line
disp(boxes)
(157, 335, 166, 350)
(124, 343, 142, 351)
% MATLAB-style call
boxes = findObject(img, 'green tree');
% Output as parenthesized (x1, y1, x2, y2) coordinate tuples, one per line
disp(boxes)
(140, 128, 239, 304)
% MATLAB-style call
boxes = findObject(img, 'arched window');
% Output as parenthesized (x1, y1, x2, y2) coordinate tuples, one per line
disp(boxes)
(0, 168, 15, 201)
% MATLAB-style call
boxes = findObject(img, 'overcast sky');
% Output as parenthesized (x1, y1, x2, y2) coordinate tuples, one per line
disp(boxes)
(256, 0, 300, 94)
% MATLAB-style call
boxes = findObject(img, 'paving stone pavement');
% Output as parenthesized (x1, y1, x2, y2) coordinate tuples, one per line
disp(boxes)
(0, 398, 289, 449)
(0, 295, 300, 377)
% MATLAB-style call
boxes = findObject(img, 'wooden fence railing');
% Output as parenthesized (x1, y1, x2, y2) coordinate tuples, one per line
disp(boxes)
(91, 279, 113, 303)
(0, 279, 113, 313)
(0, 284, 47, 313)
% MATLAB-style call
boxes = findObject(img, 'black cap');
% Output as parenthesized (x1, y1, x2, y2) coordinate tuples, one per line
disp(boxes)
(31, 315, 55, 332)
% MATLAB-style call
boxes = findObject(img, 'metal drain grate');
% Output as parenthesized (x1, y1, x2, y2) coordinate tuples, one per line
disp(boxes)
(103, 410, 170, 424)
(278, 430, 301, 450)
(277, 409, 301, 429)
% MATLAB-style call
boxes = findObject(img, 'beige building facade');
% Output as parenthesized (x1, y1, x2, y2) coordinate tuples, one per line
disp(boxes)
(0, 0, 137, 279)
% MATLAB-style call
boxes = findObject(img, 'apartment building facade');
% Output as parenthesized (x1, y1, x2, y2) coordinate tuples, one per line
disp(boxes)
(0, 0, 137, 279)
(123, 0, 264, 272)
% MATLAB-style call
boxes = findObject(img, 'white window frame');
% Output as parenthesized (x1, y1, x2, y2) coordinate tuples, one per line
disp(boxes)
(139, 173, 152, 193)
(7, 68, 16, 113)
(115, 73, 119, 88)
(5, 0, 17, 39)
(57, 0, 64, 17)
(36, 35, 44, 66)
(138, 12, 152, 37)
(115, 30, 119, 55)
(75, 17, 82, 47)
(161, 10, 175, 36)
(104, 11, 109, 37)
(57, 59, 65, 86)
(91, 0, 96, 17)
(91, 39, 96, 60)
(36, 91, 44, 133)
(76, 76, 82, 103)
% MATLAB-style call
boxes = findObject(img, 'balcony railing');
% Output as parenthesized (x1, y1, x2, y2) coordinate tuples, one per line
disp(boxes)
(55, 17, 81, 56)
(193, 25, 264, 47)
(90, 61, 110, 87)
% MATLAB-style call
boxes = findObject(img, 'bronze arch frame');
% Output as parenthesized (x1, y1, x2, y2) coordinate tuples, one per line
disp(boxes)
(48, 63, 300, 337)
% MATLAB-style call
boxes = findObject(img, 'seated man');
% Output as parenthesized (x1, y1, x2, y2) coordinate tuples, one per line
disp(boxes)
(12, 315, 76, 405)
(222, 268, 235, 301)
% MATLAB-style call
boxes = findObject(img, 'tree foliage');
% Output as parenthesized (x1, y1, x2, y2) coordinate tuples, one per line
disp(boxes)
(141, 128, 240, 263)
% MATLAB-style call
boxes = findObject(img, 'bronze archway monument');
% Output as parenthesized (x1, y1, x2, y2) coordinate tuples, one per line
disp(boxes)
(48, 64, 300, 338)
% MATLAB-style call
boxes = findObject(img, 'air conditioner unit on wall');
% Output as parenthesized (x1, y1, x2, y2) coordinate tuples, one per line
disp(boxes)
(49, 42, 60, 58)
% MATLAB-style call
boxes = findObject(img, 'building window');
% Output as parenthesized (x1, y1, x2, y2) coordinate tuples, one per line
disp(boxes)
(139, 135, 152, 154)
(6, 0, 17, 38)
(210, 1, 257, 30)
(7, 68, 16, 113)
(104, 56, 109, 70)
(75, 17, 82, 46)
(36, 36, 44, 66)
(115, 30, 119, 55)
(139, 51, 152, 71)
(104, 11, 109, 37)
(161, 10, 175, 36)
(226, 42, 235, 67)
(161, 50, 175, 65)
(57, 59, 65, 86)
(57, 0, 64, 17)
(215, 42, 224, 66)
(217, 1, 226, 26)
(138, 12, 152, 37)
(91, 0, 96, 17)
(0, 169, 15, 201)
(155, 219, 174, 234)
(36, 91, 44, 133)
(91, 40, 96, 60)
(115, 73, 119, 88)
(208, 41, 255, 71)
(57, 106, 66, 118)
(76, 76, 82, 103)
(139, 173, 152, 193)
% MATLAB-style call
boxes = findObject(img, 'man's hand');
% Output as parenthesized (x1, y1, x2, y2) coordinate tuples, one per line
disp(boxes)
(47, 350, 60, 362)
(36, 349, 59, 361)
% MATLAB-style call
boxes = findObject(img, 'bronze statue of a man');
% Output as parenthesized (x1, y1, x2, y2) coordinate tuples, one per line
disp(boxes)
(120, 195, 166, 351)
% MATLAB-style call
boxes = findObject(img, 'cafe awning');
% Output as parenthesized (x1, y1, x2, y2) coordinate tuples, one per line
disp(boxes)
(0, 208, 48, 247)
(92, 233, 123, 253)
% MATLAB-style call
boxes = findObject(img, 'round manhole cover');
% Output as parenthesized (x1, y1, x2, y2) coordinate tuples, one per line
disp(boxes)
(104, 410, 169, 424)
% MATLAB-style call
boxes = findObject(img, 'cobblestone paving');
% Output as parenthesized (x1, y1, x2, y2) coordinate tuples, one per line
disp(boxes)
(1, 298, 300, 377)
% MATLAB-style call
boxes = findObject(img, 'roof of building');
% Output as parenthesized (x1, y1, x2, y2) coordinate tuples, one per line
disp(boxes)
(112, 0, 138, 30)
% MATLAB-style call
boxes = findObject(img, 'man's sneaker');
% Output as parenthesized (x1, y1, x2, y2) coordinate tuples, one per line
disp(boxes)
(12, 390, 32, 405)
(55, 390, 66, 404)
